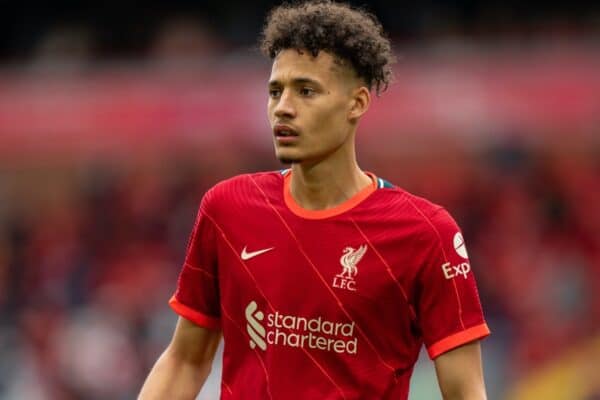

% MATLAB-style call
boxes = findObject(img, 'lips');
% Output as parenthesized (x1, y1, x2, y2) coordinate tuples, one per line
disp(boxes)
(274, 124, 299, 137)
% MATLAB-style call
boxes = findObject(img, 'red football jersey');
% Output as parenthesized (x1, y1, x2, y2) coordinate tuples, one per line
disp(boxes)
(170, 170, 489, 399)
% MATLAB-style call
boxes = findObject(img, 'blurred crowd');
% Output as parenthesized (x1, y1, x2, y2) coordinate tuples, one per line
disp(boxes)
(2, 2, 599, 68)
(0, 146, 266, 399)
(0, 136, 598, 399)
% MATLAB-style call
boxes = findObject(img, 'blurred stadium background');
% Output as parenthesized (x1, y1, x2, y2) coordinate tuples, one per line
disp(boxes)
(0, 1, 599, 399)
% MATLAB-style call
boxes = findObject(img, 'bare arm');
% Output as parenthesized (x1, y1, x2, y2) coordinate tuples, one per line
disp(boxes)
(434, 341, 487, 400)
(138, 317, 222, 400)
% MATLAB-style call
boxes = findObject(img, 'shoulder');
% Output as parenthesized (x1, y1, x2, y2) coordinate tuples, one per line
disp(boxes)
(370, 178, 460, 240)
(371, 183, 467, 270)
(201, 171, 284, 213)
(397, 190, 466, 261)
(402, 190, 457, 232)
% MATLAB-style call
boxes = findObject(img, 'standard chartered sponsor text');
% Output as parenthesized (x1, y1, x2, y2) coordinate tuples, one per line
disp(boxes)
(246, 301, 358, 354)
(265, 309, 357, 354)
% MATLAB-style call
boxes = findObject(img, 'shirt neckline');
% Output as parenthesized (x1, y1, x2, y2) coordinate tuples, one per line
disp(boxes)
(282, 170, 378, 220)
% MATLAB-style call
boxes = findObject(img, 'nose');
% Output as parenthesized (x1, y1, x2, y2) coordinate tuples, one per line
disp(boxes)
(273, 90, 296, 119)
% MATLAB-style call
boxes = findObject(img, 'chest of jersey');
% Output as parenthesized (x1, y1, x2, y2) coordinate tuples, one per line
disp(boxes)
(213, 197, 421, 358)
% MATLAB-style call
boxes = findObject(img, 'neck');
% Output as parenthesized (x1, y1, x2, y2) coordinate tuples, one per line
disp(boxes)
(288, 141, 372, 211)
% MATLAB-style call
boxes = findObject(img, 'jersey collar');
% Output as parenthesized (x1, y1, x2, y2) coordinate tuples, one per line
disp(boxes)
(282, 170, 378, 219)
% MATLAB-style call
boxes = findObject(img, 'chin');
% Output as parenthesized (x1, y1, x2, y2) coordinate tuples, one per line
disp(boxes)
(277, 156, 300, 165)
(275, 149, 303, 165)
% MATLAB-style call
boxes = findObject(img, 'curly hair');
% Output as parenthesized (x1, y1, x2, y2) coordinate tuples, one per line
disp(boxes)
(260, 0, 394, 94)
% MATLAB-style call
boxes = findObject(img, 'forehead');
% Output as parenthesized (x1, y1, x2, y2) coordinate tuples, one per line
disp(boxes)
(269, 49, 349, 84)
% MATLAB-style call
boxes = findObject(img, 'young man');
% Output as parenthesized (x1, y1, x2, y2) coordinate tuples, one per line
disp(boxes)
(139, 1, 489, 399)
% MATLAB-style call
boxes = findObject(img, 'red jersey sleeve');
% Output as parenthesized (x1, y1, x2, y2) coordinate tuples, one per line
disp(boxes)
(415, 208, 489, 359)
(169, 196, 221, 329)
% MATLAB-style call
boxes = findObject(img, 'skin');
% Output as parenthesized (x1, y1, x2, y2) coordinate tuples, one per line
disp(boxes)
(268, 49, 373, 210)
(139, 48, 487, 400)
(138, 318, 221, 399)
(435, 342, 488, 400)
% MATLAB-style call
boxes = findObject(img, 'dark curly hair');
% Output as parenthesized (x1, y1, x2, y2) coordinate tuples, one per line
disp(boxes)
(260, 0, 394, 94)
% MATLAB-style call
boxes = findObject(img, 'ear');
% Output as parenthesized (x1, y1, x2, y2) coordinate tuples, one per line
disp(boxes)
(348, 86, 371, 122)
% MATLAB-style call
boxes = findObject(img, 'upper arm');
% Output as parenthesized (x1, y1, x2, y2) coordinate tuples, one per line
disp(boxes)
(167, 195, 222, 365)
(167, 317, 222, 366)
(434, 340, 487, 400)
(137, 318, 221, 399)
(413, 207, 490, 358)
(170, 202, 221, 328)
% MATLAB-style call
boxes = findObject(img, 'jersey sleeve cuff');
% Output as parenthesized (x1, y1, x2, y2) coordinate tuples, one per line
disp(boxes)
(169, 295, 221, 329)
(427, 323, 490, 359)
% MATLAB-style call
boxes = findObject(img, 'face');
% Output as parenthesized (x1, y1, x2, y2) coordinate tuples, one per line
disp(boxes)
(267, 49, 368, 165)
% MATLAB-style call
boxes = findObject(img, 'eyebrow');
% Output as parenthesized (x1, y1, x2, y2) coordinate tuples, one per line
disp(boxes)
(268, 77, 323, 87)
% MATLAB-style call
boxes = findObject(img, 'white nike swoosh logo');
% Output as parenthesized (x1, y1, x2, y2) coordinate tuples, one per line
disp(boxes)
(241, 246, 274, 260)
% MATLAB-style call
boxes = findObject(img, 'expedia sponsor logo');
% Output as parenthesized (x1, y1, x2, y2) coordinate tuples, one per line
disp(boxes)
(442, 232, 471, 279)
(244, 301, 357, 354)
(442, 262, 471, 279)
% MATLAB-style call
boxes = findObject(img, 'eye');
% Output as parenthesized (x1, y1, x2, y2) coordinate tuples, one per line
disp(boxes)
(269, 88, 281, 98)
(299, 87, 315, 97)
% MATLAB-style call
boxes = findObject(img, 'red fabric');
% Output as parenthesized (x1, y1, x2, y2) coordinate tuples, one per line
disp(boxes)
(171, 171, 489, 399)
(428, 323, 491, 359)
(171, 203, 221, 324)
(169, 296, 221, 330)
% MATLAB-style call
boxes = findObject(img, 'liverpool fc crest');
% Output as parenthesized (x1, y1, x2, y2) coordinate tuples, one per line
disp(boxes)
(332, 245, 367, 291)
